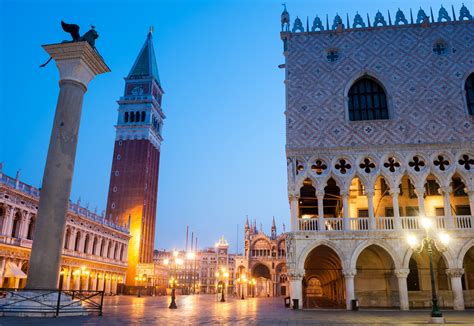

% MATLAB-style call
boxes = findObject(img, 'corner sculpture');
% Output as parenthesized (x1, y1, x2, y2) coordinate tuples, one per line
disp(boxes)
(40, 21, 99, 67)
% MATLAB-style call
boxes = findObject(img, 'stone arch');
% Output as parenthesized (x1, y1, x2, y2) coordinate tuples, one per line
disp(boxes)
(74, 231, 82, 251)
(298, 239, 347, 272)
(353, 243, 399, 307)
(0, 205, 6, 233)
(27, 215, 36, 240)
(11, 210, 21, 238)
(303, 244, 345, 308)
(462, 70, 474, 115)
(350, 239, 401, 270)
(456, 239, 474, 269)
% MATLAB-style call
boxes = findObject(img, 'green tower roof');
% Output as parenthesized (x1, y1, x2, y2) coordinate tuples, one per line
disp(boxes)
(128, 31, 161, 85)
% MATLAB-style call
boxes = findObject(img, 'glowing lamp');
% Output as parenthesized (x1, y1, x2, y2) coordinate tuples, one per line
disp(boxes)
(407, 234, 418, 248)
(420, 217, 432, 230)
(439, 232, 450, 245)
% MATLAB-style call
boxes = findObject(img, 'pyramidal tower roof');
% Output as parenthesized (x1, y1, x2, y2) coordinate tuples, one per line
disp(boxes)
(128, 28, 160, 85)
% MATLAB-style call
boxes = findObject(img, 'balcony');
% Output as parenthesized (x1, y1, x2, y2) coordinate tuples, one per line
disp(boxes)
(297, 215, 473, 232)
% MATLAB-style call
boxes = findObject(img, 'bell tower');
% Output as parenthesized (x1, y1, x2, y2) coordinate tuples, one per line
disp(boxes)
(105, 29, 164, 285)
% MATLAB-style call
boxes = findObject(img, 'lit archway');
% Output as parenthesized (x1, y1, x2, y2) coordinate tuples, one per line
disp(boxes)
(304, 245, 345, 308)
(355, 244, 396, 307)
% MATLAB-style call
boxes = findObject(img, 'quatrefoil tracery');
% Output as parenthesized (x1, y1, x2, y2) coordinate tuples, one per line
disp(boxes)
(359, 158, 376, 173)
(458, 154, 474, 171)
(296, 160, 305, 174)
(335, 159, 352, 174)
(383, 157, 400, 173)
(408, 156, 426, 172)
(311, 160, 328, 175)
(433, 155, 450, 171)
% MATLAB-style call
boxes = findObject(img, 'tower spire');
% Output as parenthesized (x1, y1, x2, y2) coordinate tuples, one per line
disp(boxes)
(128, 30, 161, 85)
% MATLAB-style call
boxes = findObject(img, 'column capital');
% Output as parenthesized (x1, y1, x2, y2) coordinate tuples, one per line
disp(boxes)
(414, 187, 425, 197)
(446, 268, 464, 278)
(43, 42, 110, 89)
(287, 272, 303, 281)
(316, 190, 325, 198)
(342, 269, 357, 278)
(394, 268, 410, 278)
(439, 186, 452, 195)
(389, 189, 400, 197)
(365, 189, 375, 197)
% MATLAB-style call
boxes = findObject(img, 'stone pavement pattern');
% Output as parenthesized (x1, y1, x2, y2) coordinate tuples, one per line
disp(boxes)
(2, 295, 474, 325)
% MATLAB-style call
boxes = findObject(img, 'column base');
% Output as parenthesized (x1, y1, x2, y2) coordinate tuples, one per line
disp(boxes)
(0, 291, 89, 317)
(429, 317, 445, 324)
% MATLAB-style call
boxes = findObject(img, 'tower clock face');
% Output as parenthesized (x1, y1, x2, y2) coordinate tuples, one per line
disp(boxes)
(131, 85, 144, 96)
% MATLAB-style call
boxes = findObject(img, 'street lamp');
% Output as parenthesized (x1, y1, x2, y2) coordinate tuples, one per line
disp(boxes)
(237, 275, 247, 300)
(407, 217, 450, 324)
(249, 278, 256, 297)
(134, 274, 146, 297)
(215, 267, 229, 302)
(164, 251, 184, 309)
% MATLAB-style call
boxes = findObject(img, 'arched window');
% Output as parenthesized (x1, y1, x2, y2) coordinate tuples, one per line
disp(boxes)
(83, 234, 90, 253)
(299, 178, 317, 217)
(130, 112, 135, 123)
(11, 212, 21, 238)
(466, 73, 474, 115)
(92, 237, 98, 255)
(27, 216, 35, 240)
(74, 232, 81, 251)
(348, 77, 388, 121)
(64, 228, 71, 249)
(124, 112, 129, 123)
(141, 111, 146, 122)
(407, 257, 420, 291)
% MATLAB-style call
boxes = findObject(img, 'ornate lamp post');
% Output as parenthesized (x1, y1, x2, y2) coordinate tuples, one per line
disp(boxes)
(250, 278, 256, 297)
(407, 217, 450, 324)
(135, 274, 146, 297)
(164, 251, 184, 309)
(215, 267, 229, 302)
(237, 275, 247, 300)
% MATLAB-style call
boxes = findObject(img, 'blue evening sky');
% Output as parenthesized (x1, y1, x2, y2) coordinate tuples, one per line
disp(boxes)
(0, 0, 468, 252)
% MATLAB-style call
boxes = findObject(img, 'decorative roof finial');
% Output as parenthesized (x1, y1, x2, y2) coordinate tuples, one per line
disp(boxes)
(292, 16, 304, 32)
(395, 8, 408, 25)
(149, 25, 154, 34)
(459, 3, 473, 20)
(438, 5, 451, 22)
(281, 3, 290, 31)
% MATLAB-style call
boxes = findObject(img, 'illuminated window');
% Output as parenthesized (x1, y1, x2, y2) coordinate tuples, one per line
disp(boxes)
(348, 78, 388, 121)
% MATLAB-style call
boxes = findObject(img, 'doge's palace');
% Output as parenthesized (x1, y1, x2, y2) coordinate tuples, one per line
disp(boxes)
(281, 5, 474, 310)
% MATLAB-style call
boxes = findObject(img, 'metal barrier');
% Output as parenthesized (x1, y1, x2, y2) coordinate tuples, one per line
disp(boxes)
(0, 288, 104, 317)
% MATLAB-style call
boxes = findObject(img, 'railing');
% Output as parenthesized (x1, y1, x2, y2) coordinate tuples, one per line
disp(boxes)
(299, 219, 319, 231)
(453, 215, 473, 229)
(349, 217, 369, 230)
(297, 215, 474, 232)
(324, 218, 343, 231)
(376, 217, 394, 230)
(0, 288, 104, 317)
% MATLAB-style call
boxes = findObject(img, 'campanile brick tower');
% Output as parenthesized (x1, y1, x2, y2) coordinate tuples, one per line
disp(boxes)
(106, 29, 164, 285)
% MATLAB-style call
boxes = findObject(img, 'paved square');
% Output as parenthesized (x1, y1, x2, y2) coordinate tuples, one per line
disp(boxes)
(2, 295, 474, 325)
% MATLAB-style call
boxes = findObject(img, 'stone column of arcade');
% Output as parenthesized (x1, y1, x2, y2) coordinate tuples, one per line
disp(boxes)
(26, 42, 109, 292)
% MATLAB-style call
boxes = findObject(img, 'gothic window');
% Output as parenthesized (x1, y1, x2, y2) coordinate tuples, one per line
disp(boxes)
(299, 178, 318, 217)
(466, 73, 474, 115)
(452, 178, 467, 196)
(92, 237, 98, 255)
(141, 111, 146, 122)
(425, 179, 440, 196)
(84, 234, 90, 253)
(124, 112, 129, 123)
(64, 228, 71, 249)
(348, 78, 388, 121)
(407, 258, 420, 291)
(130, 112, 135, 123)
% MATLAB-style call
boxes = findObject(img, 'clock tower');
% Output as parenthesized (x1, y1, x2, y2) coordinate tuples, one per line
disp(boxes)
(105, 29, 164, 286)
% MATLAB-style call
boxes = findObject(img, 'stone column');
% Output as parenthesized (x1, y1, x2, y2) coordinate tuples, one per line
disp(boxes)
(390, 189, 402, 230)
(95, 238, 102, 256)
(27, 42, 109, 290)
(440, 187, 453, 228)
(446, 268, 465, 310)
(343, 269, 356, 310)
(341, 191, 350, 230)
(317, 191, 325, 231)
(467, 191, 474, 217)
(68, 229, 77, 250)
(92, 272, 98, 290)
(289, 275, 303, 309)
(366, 190, 375, 230)
(414, 187, 426, 216)
(18, 212, 29, 239)
(289, 195, 299, 231)
(65, 269, 71, 290)
(395, 269, 410, 310)
(2, 207, 14, 236)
